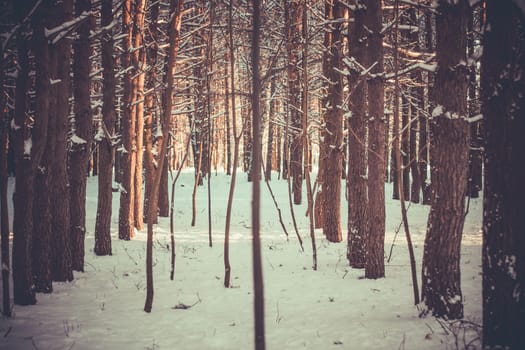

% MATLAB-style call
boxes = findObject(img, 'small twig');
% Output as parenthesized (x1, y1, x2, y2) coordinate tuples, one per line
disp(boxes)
(3, 326, 12, 338)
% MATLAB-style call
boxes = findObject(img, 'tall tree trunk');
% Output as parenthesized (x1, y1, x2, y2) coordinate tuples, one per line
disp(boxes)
(320, 0, 343, 243)
(31, 6, 53, 293)
(144, 0, 184, 313)
(51, 0, 74, 282)
(481, 1, 525, 348)
(401, 95, 410, 200)
(285, 0, 303, 205)
(12, 5, 37, 306)
(94, 0, 116, 256)
(347, 2, 367, 268)
(364, 0, 386, 279)
(421, 0, 469, 319)
(0, 106, 11, 316)
(466, 8, 482, 199)
(265, 71, 276, 181)
(70, 0, 93, 272)
(144, 0, 159, 224)
(119, 0, 136, 240)
(251, 1, 266, 347)
(133, 0, 146, 230)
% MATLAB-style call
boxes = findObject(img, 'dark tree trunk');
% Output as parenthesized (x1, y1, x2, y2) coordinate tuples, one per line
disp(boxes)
(50, 0, 74, 282)
(118, 0, 136, 240)
(466, 8, 482, 199)
(409, 88, 420, 204)
(320, 0, 343, 243)
(265, 71, 276, 181)
(0, 110, 11, 315)
(347, 3, 367, 268)
(251, 1, 266, 347)
(31, 6, 53, 293)
(158, 159, 169, 217)
(143, 0, 159, 224)
(94, 0, 115, 256)
(285, 0, 303, 204)
(401, 95, 410, 200)
(421, 0, 469, 319)
(481, 1, 525, 348)
(12, 13, 36, 306)
(364, 0, 386, 279)
(144, 0, 184, 313)
(70, 0, 93, 272)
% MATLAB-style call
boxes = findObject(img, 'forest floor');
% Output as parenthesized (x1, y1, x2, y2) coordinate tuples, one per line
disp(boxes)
(0, 171, 483, 350)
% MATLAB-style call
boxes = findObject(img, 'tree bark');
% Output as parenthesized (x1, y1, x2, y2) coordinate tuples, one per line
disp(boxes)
(51, 0, 74, 282)
(320, 0, 343, 243)
(347, 2, 367, 268)
(144, 0, 184, 313)
(421, 0, 469, 319)
(285, 0, 303, 205)
(364, 0, 386, 279)
(251, 1, 266, 347)
(481, 1, 525, 348)
(70, 0, 93, 272)
(12, 4, 37, 306)
(118, 0, 136, 240)
(94, 0, 115, 256)
(31, 5, 53, 293)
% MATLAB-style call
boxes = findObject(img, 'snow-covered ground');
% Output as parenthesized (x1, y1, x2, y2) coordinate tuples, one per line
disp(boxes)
(0, 171, 482, 349)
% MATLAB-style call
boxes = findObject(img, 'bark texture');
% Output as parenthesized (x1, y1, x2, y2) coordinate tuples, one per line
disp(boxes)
(421, 0, 469, 319)
(481, 1, 525, 348)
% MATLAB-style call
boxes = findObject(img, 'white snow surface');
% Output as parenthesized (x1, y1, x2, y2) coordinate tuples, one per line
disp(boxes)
(0, 172, 483, 349)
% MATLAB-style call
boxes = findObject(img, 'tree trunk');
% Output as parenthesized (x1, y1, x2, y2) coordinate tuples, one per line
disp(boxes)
(12, 4, 37, 305)
(0, 108, 11, 316)
(320, 0, 343, 243)
(421, 0, 469, 319)
(31, 7, 53, 293)
(133, 0, 146, 231)
(119, 0, 136, 240)
(285, 0, 303, 205)
(94, 0, 115, 256)
(364, 0, 386, 280)
(144, 0, 184, 313)
(265, 71, 276, 181)
(401, 95, 410, 200)
(466, 8, 482, 199)
(347, 3, 367, 268)
(143, 0, 159, 224)
(251, 1, 266, 347)
(481, 1, 525, 348)
(70, 0, 93, 272)
(51, 0, 74, 282)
